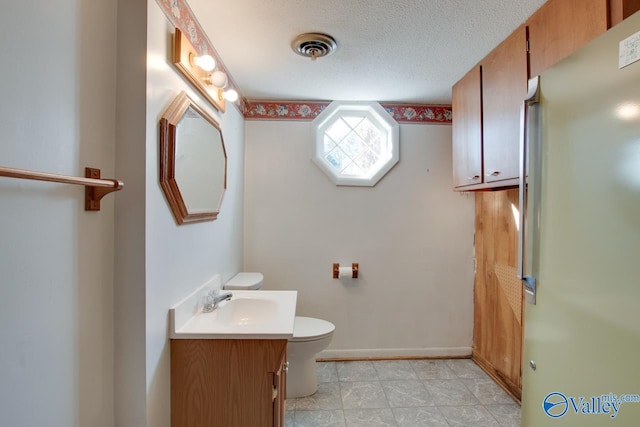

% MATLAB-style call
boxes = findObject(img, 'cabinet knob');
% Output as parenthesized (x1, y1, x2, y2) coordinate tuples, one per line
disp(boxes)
(486, 170, 501, 176)
(468, 175, 481, 180)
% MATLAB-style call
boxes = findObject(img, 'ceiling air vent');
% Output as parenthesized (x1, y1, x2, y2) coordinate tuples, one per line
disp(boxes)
(291, 33, 337, 60)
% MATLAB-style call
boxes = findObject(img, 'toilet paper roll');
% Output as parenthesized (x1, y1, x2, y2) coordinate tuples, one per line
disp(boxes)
(338, 266, 354, 278)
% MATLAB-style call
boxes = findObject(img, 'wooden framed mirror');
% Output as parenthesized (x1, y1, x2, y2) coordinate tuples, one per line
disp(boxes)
(160, 91, 227, 225)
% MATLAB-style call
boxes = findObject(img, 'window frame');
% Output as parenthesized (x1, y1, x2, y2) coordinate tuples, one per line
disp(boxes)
(312, 101, 399, 186)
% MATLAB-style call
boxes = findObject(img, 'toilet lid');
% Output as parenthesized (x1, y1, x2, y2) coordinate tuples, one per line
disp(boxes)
(292, 316, 335, 342)
(224, 272, 264, 290)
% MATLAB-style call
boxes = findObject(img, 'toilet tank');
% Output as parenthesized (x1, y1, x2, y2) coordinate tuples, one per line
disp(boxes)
(224, 272, 264, 290)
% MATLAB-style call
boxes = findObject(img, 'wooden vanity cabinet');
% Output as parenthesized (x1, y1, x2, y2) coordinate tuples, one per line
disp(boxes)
(272, 354, 287, 427)
(171, 339, 287, 427)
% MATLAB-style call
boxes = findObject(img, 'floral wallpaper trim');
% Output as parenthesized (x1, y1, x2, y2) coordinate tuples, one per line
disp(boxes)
(244, 101, 452, 124)
(382, 103, 452, 124)
(243, 101, 330, 121)
(154, 0, 244, 111)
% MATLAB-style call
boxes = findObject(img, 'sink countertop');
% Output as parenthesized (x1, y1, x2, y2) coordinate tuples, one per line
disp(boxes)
(170, 285, 297, 339)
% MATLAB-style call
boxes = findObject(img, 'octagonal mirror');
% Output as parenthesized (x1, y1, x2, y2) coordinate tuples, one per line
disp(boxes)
(160, 91, 227, 225)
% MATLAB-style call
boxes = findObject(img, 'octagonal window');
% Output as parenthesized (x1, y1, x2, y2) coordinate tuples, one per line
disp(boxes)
(312, 101, 399, 186)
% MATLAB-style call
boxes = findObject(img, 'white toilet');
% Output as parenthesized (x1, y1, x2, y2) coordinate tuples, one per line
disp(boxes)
(224, 272, 335, 398)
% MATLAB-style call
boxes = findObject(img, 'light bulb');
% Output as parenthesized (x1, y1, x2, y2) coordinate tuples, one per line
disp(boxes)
(222, 89, 238, 102)
(193, 54, 215, 72)
(210, 70, 228, 88)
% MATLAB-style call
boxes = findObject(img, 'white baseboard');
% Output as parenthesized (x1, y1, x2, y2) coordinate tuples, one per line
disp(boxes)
(316, 346, 472, 360)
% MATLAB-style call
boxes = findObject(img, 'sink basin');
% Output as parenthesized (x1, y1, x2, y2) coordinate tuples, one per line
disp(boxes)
(216, 297, 278, 326)
(169, 285, 297, 339)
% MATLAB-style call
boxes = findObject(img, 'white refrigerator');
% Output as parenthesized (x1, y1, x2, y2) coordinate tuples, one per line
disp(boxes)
(520, 11, 640, 427)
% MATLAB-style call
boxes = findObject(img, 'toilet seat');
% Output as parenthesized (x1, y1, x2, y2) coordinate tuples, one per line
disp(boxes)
(291, 316, 335, 342)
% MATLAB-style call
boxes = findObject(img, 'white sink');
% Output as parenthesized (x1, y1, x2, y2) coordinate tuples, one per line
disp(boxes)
(216, 297, 279, 326)
(169, 280, 297, 339)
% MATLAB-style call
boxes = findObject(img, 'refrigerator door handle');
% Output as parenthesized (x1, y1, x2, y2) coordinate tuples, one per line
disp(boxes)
(518, 76, 540, 305)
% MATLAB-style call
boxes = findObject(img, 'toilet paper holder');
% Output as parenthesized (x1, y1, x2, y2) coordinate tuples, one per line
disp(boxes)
(333, 263, 359, 279)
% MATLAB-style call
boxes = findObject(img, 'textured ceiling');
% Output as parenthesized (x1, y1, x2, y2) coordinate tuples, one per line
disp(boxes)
(188, 0, 547, 104)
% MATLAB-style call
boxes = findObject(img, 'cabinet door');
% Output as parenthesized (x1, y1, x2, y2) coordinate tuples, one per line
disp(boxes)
(528, 0, 608, 77)
(482, 26, 527, 184)
(272, 351, 286, 427)
(171, 339, 287, 427)
(452, 66, 483, 189)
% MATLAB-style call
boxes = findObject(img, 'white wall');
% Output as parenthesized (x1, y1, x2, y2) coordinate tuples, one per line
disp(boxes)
(244, 121, 475, 357)
(145, 4, 245, 427)
(114, 4, 246, 426)
(114, 0, 148, 424)
(0, 1, 117, 426)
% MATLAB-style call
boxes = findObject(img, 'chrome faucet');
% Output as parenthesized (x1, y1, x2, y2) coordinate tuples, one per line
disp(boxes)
(202, 290, 233, 313)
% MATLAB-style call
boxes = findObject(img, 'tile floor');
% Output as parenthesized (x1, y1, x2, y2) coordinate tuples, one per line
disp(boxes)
(285, 359, 520, 427)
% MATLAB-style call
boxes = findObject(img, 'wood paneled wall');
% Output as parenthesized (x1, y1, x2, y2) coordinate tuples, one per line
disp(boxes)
(472, 189, 523, 401)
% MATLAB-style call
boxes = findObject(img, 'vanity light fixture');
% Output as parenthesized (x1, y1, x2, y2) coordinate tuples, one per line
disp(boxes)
(173, 28, 226, 112)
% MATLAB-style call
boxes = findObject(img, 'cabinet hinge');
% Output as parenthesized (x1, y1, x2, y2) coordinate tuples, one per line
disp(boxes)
(272, 385, 278, 401)
(526, 39, 530, 53)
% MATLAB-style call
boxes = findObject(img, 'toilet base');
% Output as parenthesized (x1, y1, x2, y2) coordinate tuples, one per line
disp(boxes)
(286, 357, 317, 398)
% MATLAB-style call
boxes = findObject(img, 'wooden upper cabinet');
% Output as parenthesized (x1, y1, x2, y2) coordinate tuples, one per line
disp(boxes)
(451, 0, 640, 191)
(528, 0, 640, 77)
(610, 0, 640, 26)
(481, 26, 528, 184)
(452, 66, 483, 188)
(528, 0, 609, 77)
